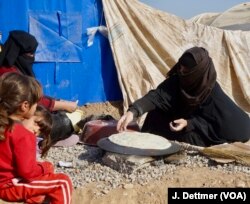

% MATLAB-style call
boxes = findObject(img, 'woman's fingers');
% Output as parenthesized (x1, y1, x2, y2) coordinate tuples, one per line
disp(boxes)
(117, 112, 134, 132)
(169, 119, 187, 131)
(117, 115, 126, 131)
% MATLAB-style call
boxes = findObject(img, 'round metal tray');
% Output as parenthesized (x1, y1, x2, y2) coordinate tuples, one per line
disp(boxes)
(97, 137, 181, 156)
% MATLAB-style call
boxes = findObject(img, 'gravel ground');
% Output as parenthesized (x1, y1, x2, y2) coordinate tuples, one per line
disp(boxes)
(43, 142, 250, 194)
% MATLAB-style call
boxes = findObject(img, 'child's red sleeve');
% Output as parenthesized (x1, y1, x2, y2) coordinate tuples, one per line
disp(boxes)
(13, 124, 51, 181)
(38, 96, 56, 112)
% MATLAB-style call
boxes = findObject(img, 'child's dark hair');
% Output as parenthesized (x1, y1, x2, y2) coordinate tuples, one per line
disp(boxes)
(0, 72, 42, 140)
(35, 105, 53, 158)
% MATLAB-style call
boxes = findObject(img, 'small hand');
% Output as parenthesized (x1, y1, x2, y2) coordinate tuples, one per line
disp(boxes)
(169, 118, 187, 132)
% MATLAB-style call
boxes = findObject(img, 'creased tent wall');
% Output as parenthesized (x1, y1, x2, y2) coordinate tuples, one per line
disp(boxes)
(188, 3, 250, 31)
(0, 0, 122, 106)
(103, 0, 250, 113)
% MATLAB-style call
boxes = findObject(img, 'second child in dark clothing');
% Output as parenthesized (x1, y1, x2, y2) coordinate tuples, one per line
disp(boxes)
(23, 105, 53, 158)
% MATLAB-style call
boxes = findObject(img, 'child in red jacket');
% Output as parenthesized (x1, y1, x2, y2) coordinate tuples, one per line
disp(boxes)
(0, 72, 72, 204)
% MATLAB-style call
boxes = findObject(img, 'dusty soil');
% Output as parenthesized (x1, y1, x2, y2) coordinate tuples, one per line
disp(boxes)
(72, 167, 250, 204)
(1, 101, 250, 204)
(1, 166, 249, 204)
(78, 101, 124, 120)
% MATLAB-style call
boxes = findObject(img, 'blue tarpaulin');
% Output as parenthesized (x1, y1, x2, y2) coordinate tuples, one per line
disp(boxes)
(0, 0, 122, 105)
(29, 11, 83, 62)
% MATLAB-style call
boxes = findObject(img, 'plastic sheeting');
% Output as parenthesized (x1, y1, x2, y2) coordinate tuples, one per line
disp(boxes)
(29, 11, 83, 62)
(103, 0, 250, 113)
(0, 0, 122, 105)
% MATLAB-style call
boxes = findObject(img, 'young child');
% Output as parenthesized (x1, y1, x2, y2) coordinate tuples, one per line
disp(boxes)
(22, 105, 53, 158)
(0, 72, 72, 204)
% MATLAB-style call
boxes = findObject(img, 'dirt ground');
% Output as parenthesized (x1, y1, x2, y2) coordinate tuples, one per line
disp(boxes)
(1, 167, 249, 204)
(78, 101, 124, 121)
(1, 101, 250, 204)
(72, 167, 250, 204)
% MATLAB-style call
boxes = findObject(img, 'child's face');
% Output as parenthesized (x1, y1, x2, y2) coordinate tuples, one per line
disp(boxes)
(23, 103, 37, 119)
(23, 115, 42, 136)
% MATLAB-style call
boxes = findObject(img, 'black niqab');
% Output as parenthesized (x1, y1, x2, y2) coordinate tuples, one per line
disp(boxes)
(0, 30, 38, 77)
(167, 47, 217, 112)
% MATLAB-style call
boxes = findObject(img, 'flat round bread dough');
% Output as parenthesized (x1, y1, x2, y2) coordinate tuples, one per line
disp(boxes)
(108, 132, 171, 150)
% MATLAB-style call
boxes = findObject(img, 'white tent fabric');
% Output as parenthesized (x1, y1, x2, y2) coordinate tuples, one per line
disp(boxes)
(188, 12, 220, 26)
(103, 0, 250, 114)
(189, 2, 250, 31)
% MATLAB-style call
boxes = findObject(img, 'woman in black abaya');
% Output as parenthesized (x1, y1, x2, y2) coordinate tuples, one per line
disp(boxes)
(117, 47, 250, 146)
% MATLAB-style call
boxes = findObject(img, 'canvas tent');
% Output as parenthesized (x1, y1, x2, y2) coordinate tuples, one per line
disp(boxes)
(0, 0, 249, 115)
(102, 0, 250, 114)
(188, 2, 250, 31)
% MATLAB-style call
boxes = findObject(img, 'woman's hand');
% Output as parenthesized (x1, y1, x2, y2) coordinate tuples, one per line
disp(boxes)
(53, 100, 78, 113)
(169, 118, 187, 132)
(117, 111, 134, 132)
